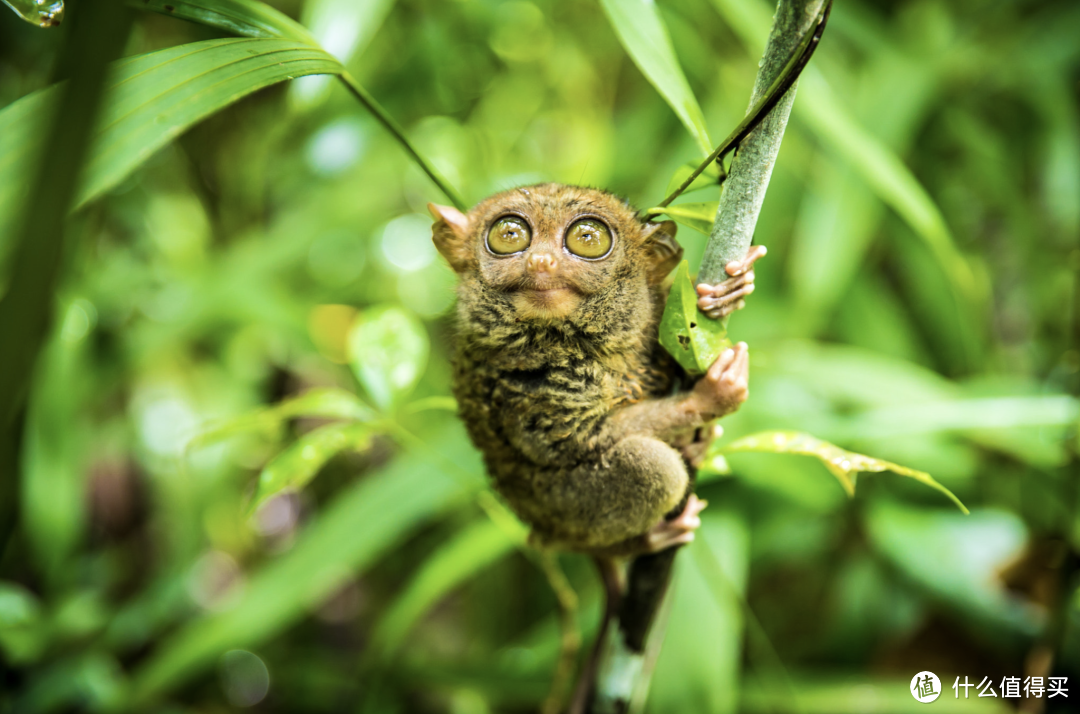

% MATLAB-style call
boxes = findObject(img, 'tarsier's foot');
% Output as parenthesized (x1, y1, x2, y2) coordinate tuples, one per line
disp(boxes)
(696, 244, 767, 319)
(641, 494, 708, 553)
(680, 423, 724, 469)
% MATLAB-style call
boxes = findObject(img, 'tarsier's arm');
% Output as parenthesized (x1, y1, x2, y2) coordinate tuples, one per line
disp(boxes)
(602, 245, 767, 447)
(582, 245, 767, 558)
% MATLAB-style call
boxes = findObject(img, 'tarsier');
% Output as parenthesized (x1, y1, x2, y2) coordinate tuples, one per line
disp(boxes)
(429, 183, 765, 556)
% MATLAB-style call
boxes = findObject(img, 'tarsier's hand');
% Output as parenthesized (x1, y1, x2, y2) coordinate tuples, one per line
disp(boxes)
(695, 245, 767, 319)
(689, 342, 749, 419)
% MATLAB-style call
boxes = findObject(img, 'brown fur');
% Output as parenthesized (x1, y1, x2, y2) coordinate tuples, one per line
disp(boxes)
(432, 184, 729, 552)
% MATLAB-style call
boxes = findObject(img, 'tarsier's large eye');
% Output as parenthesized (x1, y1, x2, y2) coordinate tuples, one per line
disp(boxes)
(487, 216, 532, 255)
(564, 219, 613, 259)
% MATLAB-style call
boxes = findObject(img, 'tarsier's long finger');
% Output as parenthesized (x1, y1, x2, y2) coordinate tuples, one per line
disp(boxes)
(697, 281, 755, 318)
(706, 346, 737, 383)
(696, 270, 753, 297)
(725, 342, 750, 387)
(725, 244, 768, 277)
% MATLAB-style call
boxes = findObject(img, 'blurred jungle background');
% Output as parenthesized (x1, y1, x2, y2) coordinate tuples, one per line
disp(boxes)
(1, 0, 1079, 712)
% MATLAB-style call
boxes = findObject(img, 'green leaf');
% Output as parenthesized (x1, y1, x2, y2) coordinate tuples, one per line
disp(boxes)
(403, 396, 459, 415)
(133, 0, 467, 210)
(138, 0, 317, 43)
(646, 202, 719, 235)
(0, 582, 40, 628)
(347, 305, 430, 412)
(127, 420, 484, 706)
(0, 581, 45, 665)
(599, 0, 712, 155)
(707, 0, 982, 309)
(0, 38, 343, 240)
(664, 160, 724, 198)
(719, 430, 969, 514)
(21, 327, 92, 586)
(866, 503, 1042, 643)
(188, 387, 374, 450)
(369, 517, 523, 658)
(289, 0, 398, 107)
(658, 261, 729, 375)
(2, 0, 63, 27)
(249, 422, 372, 514)
(651, 512, 749, 713)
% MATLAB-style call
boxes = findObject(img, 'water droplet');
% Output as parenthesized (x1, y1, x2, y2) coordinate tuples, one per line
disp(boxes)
(5, 0, 64, 28)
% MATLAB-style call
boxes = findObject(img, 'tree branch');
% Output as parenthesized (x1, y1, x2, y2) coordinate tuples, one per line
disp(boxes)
(699, 0, 828, 285)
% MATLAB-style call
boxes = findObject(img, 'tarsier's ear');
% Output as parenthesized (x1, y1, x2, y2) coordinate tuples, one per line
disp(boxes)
(640, 220, 682, 284)
(429, 203, 474, 273)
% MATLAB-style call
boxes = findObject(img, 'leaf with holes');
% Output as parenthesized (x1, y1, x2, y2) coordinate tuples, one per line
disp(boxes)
(659, 261, 729, 375)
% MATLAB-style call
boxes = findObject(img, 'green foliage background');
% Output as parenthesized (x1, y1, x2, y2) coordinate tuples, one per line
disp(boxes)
(1, 0, 1078, 712)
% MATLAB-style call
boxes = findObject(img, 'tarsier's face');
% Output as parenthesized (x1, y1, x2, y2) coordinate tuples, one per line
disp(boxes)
(430, 183, 682, 321)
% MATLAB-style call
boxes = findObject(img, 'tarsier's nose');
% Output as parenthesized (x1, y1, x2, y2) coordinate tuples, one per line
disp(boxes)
(526, 251, 558, 275)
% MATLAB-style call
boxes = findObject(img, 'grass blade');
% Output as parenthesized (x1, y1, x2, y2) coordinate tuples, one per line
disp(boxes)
(600, 0, 712, 155)
(0, 39, 343, 241)
(135, 0, 467, 209)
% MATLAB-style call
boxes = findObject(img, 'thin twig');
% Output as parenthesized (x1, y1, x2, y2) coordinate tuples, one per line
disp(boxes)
(657, 0, 832, 210)
(337, 72, 468, 211)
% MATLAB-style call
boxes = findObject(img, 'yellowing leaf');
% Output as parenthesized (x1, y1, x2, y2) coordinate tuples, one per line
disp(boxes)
(658, 261, 730, 375)
(720, 430, 969, 514)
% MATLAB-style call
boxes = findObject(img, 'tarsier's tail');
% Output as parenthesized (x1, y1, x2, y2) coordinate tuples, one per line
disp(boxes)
(572, 482, 695, 714)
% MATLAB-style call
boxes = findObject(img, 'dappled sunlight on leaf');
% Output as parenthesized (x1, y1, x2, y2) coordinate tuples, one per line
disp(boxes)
(718, 430, 969, 514)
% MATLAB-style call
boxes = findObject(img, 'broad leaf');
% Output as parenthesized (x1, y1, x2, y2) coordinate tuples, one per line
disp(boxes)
(658, 261, 729, 375)
(369, 517, 522, 658)
(139, 0, 316, 43)
(719, 430, 969, 514)
(249, 422, 372, 514)
(646, 202, 719, 235)
(347, 305, 430, 412)
(867, 503, 1042, 641)
(134, 0, 467, 210)
(126, 421, 484, 705)
(599, 0, 712, 155)
(0, 39, 343, 240)
(290, 0, 397, 107)
(187, 387, 374, 450)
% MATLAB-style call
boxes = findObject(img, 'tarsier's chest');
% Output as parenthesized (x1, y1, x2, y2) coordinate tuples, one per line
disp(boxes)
(452, 346, 675, 469)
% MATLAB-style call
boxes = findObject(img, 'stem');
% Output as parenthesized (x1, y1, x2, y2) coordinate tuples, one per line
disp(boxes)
(656, 0, 831, 210)
(0, 0, 133, 556)
(698, 0, 828, 285)
(585, 2, 829, 710)
(338, 72, 468, 212)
